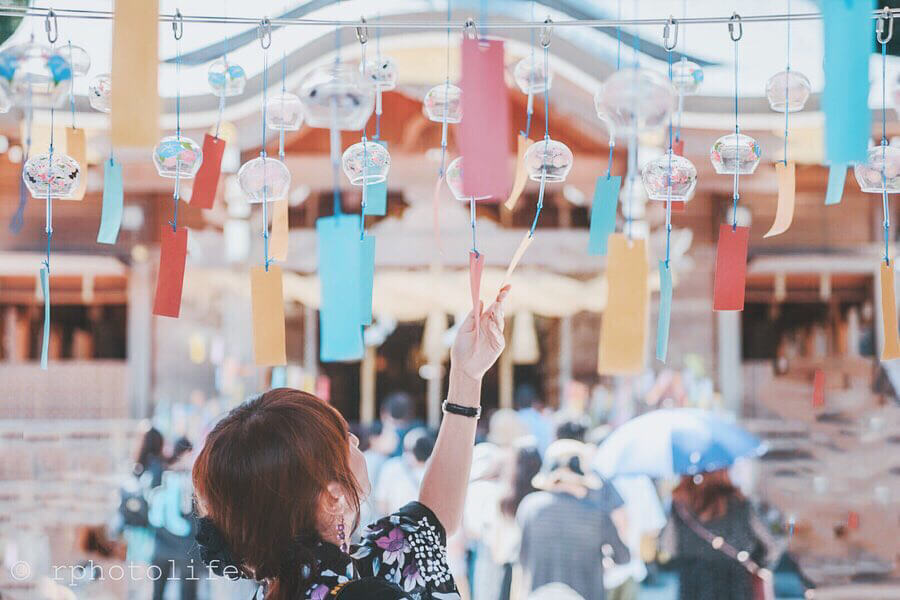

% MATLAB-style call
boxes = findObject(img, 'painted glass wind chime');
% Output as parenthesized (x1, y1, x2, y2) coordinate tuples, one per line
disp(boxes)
(14, 10, 79, 368)
(151, 10, 203, 320)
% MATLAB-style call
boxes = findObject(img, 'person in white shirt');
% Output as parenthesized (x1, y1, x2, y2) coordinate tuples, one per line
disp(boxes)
(373, 427, 435, 516)
(602, 474, 667, 600)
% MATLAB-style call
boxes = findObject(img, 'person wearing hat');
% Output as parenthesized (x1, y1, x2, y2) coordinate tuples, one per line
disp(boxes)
(514, 440, 630, 600)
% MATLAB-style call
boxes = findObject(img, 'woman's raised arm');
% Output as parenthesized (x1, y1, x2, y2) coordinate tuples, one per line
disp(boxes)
(419, 286, 509, 534)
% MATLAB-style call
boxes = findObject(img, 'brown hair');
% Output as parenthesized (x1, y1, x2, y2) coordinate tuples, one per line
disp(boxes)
(671, 469, 743, 521)
(192, 388, 361, 600)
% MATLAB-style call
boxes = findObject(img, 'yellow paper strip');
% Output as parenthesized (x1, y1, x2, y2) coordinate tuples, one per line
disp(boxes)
(880, 263, 900, 360)
(251, 265, 287, 366)
(65, 128, 87, 201)
(504, 134, 534, 211)
(763, 161, 796, 238)
(598, 234, 649, 375)
(111, 0, 159, 148)
(502, 231, 534, 288)
(269, 200, 289, 261)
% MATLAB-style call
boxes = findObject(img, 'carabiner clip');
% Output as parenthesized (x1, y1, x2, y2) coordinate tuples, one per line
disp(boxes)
(540, 16, 552, 48)
(45, 8, 58, 44)
(356, 16, 368, 45)
(258, 17, 272, 50)
(663, 15, 678, 52)
(877, 6, 894, 45)
(172, 9, 183, 41)
(728, 12, 742, 43)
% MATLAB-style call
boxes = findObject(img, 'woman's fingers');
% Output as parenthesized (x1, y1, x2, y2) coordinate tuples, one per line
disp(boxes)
(460, 301, 483, 333)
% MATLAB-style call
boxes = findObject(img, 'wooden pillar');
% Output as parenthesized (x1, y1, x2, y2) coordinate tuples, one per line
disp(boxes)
(304, 304, 318, 380)
(127, 261, 153, 419)
(499, 331, 513, 410)
(426, 369, 442, 428)
(3, 306, 17, 362)
(558, 315, 573, 410)
(360, 346, 377, 424)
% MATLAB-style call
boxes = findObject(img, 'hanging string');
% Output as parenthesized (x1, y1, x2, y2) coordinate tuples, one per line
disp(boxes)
(359, 31, 369, 240)
(261, 46, 272, 271)
(528, 43, 551, 238)
(730, 19, 741, 232)
(438, 0, 451, 177)
(330, 7, 342, 217)
(522, 0, 535, 139)
(782, 0, 791, 165)
(67, 40, 76, 128)
(169, 24, 182, 233)
(625, 0, 641, 241)
(279, 52, 286, 160)
(675, 0, 687, 142)
(470, 195, 478, 256)
(44, 105, 55, 272)
(605, 0, 622, 180)
(665, 41, 674, 268)
(881, 36, 890, 265)
(374, 15, 382, 140)
(214, 1, 229, 138)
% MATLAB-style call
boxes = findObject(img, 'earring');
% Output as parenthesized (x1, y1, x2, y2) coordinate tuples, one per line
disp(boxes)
(336, 515, 348, 554)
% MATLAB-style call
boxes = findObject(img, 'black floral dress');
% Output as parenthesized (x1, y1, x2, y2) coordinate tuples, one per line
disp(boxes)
(303, 502, 460, 600)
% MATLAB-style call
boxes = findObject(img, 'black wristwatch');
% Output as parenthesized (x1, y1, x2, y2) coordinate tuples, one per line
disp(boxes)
(441, 400, 482, 419)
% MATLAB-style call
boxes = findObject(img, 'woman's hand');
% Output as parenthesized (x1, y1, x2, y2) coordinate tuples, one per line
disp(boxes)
(450, 285, 509, 383)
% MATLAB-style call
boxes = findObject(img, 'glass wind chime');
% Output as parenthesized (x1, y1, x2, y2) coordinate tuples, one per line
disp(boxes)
(343, 20, 392, 229)
(237, 19, 291, 260)
(642, 18, 697, 362)
(14, 12, 77, 368)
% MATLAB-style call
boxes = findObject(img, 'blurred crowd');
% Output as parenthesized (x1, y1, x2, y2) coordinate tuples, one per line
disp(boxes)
(74, 380, 814, 600)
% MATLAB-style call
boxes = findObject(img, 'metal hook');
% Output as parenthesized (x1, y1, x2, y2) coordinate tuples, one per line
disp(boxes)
(356, 16, 368, 45)
(464, 18, 477, 40)
(172, 9, 183, 40)
(44, 8, 58, 44)
(663, 15, 678, 52)
(540, 16, 552, 48)
(877, 7, 894, 45)
(258, 17, 272, 49)
(728, 12, 742, 42)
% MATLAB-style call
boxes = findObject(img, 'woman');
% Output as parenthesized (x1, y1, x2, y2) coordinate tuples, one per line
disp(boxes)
(192, 289, 508, 600)
(470, 443, 542, 600)
(662, 469, 774, 600)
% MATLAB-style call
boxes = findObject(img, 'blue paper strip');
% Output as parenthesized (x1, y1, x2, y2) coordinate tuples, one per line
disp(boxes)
(316, 215, 364, 362)
(588, 175, 622, 256)
(656, 260, 672, 363)
(825, 164, 847, 206)
(40, 267, 49, 370)
(360, 234, 376, 326)
(97, 158, 124, 244)
(270, 365, 287, 388)
(821, 0, 873, 165)
(364, 141, 388, 216)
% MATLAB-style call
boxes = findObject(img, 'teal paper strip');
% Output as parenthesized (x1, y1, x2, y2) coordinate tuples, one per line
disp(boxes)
(364, 141, 388, 216)
(588, 175, 621, 256)
(656, 260, 672, 363)
(360, 234, 376, 326)
(821, 0, 873, 164)
(825, 164, 847, 206)
(97, 157, 124, 244)
(316, 215, 364, 362)
(40, 267, 50, 370)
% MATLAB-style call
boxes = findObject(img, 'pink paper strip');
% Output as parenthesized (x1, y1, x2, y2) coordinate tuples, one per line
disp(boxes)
(469, 250, 485, 324)
(460, 38, 511, 200)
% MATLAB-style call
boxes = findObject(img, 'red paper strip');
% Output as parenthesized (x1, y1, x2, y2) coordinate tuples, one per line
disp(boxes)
(671, 200, 686, 213)
(847, 511, 859, 530)
(713, 224, 750, 311)
(191, 134, 225, 209)
(153, 225, 188, 318)
(460, 38, 511, 200)
(673, 138, 684, 157)
(469, 250, 485, 322)
(813, 369, 825, 408)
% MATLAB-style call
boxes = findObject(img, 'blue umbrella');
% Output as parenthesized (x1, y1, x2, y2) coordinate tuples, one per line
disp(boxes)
(593, 408, 766, 478)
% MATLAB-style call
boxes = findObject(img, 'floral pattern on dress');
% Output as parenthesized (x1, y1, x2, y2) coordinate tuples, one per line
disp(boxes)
(302, 502, 460, 600)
